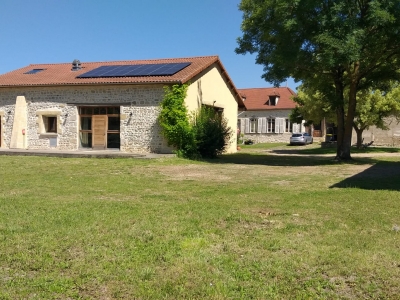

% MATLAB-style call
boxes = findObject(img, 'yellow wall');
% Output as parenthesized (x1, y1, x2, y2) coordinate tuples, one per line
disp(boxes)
(185, 64, 238, 153)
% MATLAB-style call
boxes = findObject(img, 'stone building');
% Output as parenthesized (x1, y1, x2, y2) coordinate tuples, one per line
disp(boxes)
(237, 87, 304, 143)
(0, 56, 243, 153)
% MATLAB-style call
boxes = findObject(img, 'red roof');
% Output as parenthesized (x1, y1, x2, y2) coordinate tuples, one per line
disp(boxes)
(0, 56, 218, 86)
(238, 87, 297, 110)
(0, 55, 245, 108)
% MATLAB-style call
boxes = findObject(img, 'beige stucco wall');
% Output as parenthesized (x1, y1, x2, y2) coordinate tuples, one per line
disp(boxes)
(185, 64, 239, 153)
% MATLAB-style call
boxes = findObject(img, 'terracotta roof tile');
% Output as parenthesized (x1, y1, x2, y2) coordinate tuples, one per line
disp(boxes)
(0, 56, 217, 86)
(0, 55, 244, 107)
(238, 87, 297, 111)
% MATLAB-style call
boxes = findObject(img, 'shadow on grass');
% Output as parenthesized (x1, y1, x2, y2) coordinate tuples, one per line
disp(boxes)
(211, 152, 382, 167)
(330, 161, 400, 191)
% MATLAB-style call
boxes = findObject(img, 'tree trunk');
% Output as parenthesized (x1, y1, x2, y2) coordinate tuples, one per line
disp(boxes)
(336, 105, 345, 158)
(338, 63, 360, 160)
(333, 75, 345, 160)
(353, 125, 364, 148)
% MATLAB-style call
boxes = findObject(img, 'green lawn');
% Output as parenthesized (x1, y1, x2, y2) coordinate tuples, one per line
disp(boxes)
(1, 146, 400, 299)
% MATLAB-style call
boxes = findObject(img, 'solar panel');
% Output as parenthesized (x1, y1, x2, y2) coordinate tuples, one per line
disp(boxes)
(77, 62, 191, 78)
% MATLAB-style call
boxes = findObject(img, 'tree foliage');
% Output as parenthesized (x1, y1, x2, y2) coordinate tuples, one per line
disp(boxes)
(158, 84, 196, 158)
(353, 84, 400, 147)
(191, 106, 233, 158)
(158, 84, 232, 159)
(236, 0, 400, 159)
(291, 85, 336, 126)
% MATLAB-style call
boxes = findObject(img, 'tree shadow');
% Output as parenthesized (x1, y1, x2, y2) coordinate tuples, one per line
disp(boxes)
(210, 152, 382, 167)
(330, 161, 400, 191)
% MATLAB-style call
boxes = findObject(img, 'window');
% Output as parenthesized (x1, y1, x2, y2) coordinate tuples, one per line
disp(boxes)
(285, 119, 292, 132)
(78, 106, 120, 148)
(242, 117, 286, 134)
(36, 110, 61, 135)
(249, 117, 257, 133)
(45, 116, 57, 133)
(268, 96, 280, 106)
(267, 118, 275, 133)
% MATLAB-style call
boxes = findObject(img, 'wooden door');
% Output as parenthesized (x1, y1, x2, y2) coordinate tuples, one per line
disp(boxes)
(92, 115, 107, 149)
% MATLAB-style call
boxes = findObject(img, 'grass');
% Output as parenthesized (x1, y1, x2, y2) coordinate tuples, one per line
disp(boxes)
(1, 145, 400, 299)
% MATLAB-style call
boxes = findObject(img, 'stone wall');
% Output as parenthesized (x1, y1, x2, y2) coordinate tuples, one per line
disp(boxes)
(242, 132, 292, 143)
(352, 116, 400, 146)
(238, 109, 301, 144)
(0, 85, 172, 153)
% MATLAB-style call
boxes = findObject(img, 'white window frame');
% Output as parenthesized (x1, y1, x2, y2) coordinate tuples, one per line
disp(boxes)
(267, 118, 275, 133)
(249, 117, 257, 133)
(285, 119, 292, 133)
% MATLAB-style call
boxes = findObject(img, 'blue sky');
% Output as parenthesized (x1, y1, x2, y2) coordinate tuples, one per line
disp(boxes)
(0, 0, 299, 91)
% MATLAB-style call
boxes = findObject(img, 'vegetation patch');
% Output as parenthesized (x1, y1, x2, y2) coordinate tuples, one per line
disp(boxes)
(1, 146, 400, 298)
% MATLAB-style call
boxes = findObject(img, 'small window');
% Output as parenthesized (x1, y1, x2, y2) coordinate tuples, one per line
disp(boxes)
(267, 118, 275, 133)
(44, 116, 57, 133)
(285, 119, 292, 132)
(249, 118, 257, 133)
(24, 69, 45, 74)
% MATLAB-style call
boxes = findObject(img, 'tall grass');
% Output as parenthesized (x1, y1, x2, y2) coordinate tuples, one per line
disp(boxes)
(0, 148, 399, 299)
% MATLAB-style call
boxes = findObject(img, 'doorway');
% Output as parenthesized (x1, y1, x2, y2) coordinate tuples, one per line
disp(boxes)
(79, 106, 120, 149)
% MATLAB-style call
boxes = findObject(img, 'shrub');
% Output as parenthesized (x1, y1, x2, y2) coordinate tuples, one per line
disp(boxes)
(192, 106, 232, 158)
(158, 84, 197, 158)
(159, 84, 232, 159)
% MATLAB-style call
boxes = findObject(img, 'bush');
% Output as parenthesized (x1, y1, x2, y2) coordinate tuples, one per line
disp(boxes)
(192, 106, 233, 158)
(158, 84, 197, 158)
(159, 84, 232, 159)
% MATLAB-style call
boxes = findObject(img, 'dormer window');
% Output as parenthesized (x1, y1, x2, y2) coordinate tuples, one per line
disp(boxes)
(268, 95, 280, 106)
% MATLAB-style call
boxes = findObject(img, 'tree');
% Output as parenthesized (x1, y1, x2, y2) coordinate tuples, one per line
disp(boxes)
(353, 85, 400, 147)
(236, 0, 400, 159)
(290, 85, 336, 127)
(292, 83, 400, 148)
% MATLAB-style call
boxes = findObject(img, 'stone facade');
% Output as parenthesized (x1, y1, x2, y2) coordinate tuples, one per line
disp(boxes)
(0, 84, 172, 153)
(238, 109, 305, 144)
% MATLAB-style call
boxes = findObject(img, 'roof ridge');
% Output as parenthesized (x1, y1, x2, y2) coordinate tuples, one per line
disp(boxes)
(237, 86, 289, 90)
(27, 55, 220, 67)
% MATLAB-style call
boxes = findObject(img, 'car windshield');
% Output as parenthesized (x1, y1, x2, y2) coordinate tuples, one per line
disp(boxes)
(292, 134, 302, 137)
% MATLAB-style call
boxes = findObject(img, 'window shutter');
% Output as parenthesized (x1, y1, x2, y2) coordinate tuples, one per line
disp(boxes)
(245, 118, 250, 133)
(293, 123, 299, 133)
(257, 118, 262, 133)
(275, 118, 279, 134)
(279, 118, 284, 133)
(261, 118, 267, 133)
(240, 118, 245, 135)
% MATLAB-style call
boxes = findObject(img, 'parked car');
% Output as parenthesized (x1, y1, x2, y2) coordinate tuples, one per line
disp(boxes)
(290, 133, 313, 145)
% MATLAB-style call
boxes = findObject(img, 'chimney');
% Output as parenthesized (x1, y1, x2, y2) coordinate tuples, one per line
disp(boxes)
(71, 59, 81, 71)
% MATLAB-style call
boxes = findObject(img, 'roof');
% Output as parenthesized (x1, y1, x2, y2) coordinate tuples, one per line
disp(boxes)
(0, 55, 244, 107)
(238, 87, 297, 111)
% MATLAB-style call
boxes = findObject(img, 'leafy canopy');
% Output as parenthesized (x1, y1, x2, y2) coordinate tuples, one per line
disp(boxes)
(158, 84, 232, 159)
(236, 0, 400, 159)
